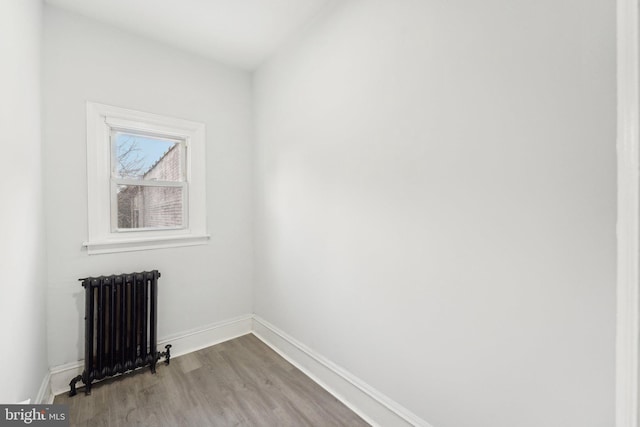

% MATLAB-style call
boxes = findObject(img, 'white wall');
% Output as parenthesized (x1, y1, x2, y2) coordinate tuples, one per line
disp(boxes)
(254, 1, 616, 426)
(0, 0, 49, 404)
(43, 6, 254, 367)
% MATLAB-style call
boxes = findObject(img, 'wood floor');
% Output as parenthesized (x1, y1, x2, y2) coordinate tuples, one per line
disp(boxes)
(54, 334, 370, 426)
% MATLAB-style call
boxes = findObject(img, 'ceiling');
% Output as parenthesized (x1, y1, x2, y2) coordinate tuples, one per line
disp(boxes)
(44, 0, 336, 69)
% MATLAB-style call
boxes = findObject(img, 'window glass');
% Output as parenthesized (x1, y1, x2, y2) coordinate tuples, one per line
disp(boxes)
(116, 185, 184, 229)
(113, 132, 183, 182)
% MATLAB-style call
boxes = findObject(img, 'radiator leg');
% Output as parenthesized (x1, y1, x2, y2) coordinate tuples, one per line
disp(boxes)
(151, 344, 172, 374)
(164, 344, 172, 365)
(69, 375, 82, 397)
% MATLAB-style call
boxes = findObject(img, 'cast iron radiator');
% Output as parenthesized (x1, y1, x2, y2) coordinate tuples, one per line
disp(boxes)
(69, 270, 171, 396)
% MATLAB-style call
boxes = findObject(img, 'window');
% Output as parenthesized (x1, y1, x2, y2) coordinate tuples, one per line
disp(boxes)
(85, 102, 208, 254)
(112, 131, 185, 231)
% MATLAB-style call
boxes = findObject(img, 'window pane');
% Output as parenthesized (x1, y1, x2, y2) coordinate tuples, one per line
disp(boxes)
(116, 185, 184, 229)
(114, 132, 183, 181)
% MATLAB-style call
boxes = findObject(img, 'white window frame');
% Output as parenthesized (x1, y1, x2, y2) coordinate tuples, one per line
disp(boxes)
(617, 0, 640, 425)
(84, 102, 209, 255)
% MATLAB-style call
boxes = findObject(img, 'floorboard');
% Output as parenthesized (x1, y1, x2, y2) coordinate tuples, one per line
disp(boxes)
(54, 334, 370, 427)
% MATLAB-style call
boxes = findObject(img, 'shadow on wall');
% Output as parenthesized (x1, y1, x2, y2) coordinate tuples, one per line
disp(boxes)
(74, 289, 83, 361)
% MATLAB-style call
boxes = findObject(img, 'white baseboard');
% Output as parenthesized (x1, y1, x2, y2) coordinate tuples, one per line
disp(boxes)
(49, 360, 83, 398)
(36, 371, 54, 404)
(157, 314, 253, 359)
(251, 316, 431, 427)
(48, 314, 253, 397)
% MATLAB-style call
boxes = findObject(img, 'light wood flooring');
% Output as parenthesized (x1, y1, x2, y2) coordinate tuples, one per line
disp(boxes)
(54, 334, 370, 426)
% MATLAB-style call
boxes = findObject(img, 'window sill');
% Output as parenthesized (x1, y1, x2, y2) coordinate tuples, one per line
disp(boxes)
(83, 234, 210, 255)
